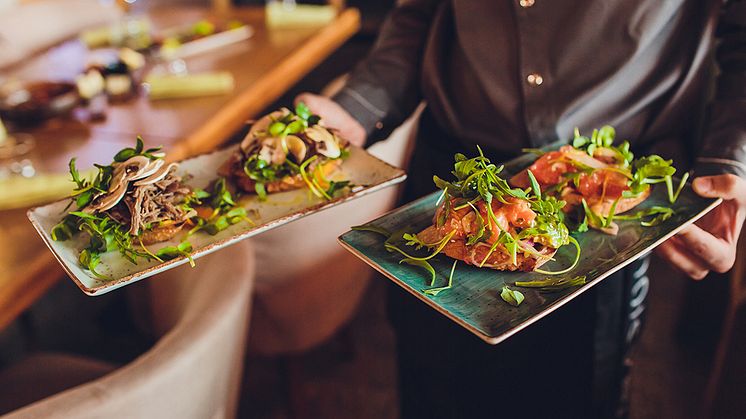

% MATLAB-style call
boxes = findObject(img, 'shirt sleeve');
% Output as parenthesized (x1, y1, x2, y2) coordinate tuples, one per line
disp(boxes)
(332, 0, 442, 145)
(696, 0, 746, 178)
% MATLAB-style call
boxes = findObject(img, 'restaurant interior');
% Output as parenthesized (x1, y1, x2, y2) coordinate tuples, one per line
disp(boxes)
(0, 1, 744, 418)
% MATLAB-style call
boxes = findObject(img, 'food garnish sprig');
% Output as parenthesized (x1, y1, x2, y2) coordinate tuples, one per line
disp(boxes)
(186, 177, 253, 236)
(240, 103, 350, 201)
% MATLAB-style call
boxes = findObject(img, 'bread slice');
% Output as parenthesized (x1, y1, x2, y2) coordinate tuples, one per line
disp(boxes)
(140, 222, 185, 245)
(416, 225, 557, 272)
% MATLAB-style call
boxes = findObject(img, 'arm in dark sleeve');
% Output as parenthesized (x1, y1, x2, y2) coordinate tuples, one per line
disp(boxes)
(332, 0, 442, 145)
(696, 0, 746, 177)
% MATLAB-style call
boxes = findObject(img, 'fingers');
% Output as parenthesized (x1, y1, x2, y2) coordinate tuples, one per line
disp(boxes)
(295, 92, 322, 108)
(676, 224, 735, 273)
(293, 92, 367, 147)
(693, 174, 746, 201)
(655, 238, 709, 280)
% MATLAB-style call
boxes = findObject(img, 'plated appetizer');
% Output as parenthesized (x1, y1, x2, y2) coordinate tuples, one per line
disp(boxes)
(220, 103, 351, 200)
(51, 138, 199, 278)
(511, 126, 687, 234)
(358, 148, 580, 296)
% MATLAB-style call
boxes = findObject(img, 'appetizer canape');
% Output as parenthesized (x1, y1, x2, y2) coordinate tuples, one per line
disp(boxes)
(356, 149, 580, 296)
(220, 103, 350, 200)
(51, 138, 198, 277)
(511, 126, 686, 234)
(415, 149, 578, 273)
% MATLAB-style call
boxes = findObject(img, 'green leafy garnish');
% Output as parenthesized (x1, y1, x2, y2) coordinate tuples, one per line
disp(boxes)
(572, 126, 633, 167)
(156, 241, 195, 267)
(400, 258, 437, 287)
(500, 286, 525, 306)
(424, 260, 457, 296)
(188, 177, 251, 236)
(514, 275, 587, 292)
(351, 224, 391, 237)
(113, 136, 163, 163)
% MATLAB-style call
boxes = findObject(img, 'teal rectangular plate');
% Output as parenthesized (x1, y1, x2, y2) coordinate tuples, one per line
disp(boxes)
(338, 152, 721, 344)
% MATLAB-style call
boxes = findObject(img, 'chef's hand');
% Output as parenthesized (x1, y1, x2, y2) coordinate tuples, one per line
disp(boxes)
(295, 93, 366, 147)
(656, 174, 746, 279)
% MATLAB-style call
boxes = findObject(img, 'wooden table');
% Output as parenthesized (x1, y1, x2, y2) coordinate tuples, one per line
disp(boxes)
(0, 5, 360, 330)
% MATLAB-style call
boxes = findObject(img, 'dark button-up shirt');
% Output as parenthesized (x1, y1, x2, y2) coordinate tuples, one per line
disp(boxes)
(334, 0, 746, 178)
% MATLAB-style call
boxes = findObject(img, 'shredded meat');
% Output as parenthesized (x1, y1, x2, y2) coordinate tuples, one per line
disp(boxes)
(108, 167, 193, 236)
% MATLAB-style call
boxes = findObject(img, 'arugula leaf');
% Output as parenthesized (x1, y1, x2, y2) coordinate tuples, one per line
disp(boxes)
(424, 260, 457, 296)
(527, 169, 541, 199)
(400, 258, 437, 286)
(326, 180, 351, 197)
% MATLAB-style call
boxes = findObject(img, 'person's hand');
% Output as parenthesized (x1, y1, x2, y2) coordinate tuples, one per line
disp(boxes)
(295, 93, 366, 147)
(656, 174, 746, 279)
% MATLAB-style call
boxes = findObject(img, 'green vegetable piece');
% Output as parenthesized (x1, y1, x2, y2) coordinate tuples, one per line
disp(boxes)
(423, 260, 458, 296)
(400, 258, 437, 286)
(254, 182, 267, 201)
(295, 102, 311, 120)
(351, 224, 391, 237)
(515, 275, 587, 292)
(285, 120, 305, 134)
(500, 286, 525, 307)
(527, 169, 541, 199)
(268, 121, 286, 137)
(51, 221, 73, 241)
(113, 148, 136, 163)
(307, 115, 321, 126)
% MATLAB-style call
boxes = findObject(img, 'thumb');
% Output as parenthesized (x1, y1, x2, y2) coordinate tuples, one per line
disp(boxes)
(693, 174, 744, 200)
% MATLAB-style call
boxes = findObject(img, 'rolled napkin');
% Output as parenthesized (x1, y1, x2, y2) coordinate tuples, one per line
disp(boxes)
(144, 72, 235, 100)
(0, 173, 75, 210)
(265, 2, 337, 28)
(0, 0, 122, 69)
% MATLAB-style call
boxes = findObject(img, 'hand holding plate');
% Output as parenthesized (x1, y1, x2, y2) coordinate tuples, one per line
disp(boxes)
(656, 174, 746, 279)
(294, 92, 366, 147)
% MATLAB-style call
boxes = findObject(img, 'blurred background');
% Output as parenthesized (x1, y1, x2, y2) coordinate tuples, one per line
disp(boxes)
(0, 1, 743, 418)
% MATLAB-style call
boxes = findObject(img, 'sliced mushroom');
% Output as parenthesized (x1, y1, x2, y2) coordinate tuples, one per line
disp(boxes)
(107, 169, 129, 193)
(84, 182, 128, 213)
(305, 125, 335, 144)
(258, 144, 273, 164)
(285, 135, 307, 162)
(132, 158, 165, 181)
(305, 125, 341, 159)
(113, 155, 150, 178)
(133, 162, 177, 186)
(271, 139, 287, 165)
(240, 109, 290, 152)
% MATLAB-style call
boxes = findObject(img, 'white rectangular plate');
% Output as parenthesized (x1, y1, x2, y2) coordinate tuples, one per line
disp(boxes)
(28, 145, 406, 295)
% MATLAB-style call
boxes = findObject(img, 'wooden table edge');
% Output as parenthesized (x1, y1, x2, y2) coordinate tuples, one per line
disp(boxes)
(169, 7, 362, 161)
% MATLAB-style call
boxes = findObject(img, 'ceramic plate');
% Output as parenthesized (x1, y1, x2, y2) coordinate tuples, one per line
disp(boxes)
(28, 145, 406, 295)
(338, 151, 721, 344)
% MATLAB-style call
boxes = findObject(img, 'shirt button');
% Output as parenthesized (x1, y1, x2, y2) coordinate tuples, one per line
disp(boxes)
(519, 0, 535, 8)
(526, 73, 543, 86)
